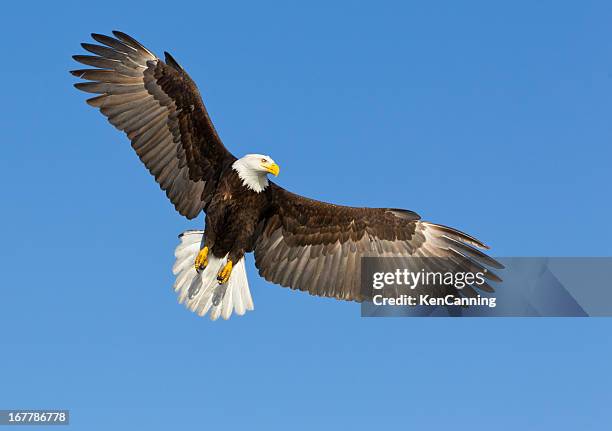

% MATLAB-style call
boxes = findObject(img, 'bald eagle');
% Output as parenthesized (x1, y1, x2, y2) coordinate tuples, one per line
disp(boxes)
(72, 31, 502, 320)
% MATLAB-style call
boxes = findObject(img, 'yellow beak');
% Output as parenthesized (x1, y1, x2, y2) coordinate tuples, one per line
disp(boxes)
(262, 162, 280, 177)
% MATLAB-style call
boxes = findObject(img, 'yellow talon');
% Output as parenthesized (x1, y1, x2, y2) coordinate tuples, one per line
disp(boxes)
(194, 246, 209, 272)
(217, 260, 233, 284)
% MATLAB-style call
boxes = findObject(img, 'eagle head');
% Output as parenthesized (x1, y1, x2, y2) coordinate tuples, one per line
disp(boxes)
(232, 154, 280, 193)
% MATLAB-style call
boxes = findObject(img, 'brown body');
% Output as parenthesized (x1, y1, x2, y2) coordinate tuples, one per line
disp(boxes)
(205, 168, 268, 261)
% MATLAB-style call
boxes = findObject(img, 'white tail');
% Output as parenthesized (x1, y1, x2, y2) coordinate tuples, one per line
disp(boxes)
(172, 230, 254, 320)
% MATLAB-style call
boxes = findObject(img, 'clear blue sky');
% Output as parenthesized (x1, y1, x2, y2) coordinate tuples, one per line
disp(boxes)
(1, 1, 611, 429)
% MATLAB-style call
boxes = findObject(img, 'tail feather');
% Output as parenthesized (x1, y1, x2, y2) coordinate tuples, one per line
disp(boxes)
(173, 230, 254, 320)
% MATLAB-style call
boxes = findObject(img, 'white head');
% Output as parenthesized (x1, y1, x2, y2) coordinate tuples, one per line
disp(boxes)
(232, 154, 280, 193)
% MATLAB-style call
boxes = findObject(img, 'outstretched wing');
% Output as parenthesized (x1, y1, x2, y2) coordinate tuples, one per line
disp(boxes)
(72, 31, 235, 219)
(255, 184, 503, 302)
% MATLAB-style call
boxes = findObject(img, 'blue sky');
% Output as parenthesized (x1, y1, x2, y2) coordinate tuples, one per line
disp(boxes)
(1, 0, 611, 429)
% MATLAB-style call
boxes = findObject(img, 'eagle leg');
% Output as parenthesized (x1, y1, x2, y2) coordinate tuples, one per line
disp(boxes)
(194, 246, 209, 272)
(217, 260, 233, 284)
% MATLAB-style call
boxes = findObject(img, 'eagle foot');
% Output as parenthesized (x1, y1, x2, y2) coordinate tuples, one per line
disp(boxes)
(194, 246, 209, 272)
(217, 260, 233, 284)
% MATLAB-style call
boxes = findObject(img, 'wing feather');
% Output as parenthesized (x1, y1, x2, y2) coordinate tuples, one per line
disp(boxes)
(255, 184, 502, 302)
(72, 31, 235, 218)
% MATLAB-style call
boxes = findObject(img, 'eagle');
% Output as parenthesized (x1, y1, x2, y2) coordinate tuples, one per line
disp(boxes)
(72, 31, 502, 320)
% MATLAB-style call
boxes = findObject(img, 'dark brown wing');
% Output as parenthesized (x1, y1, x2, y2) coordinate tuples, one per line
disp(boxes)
(254, 183, 503, 302)
(72, 31, 235, 219)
